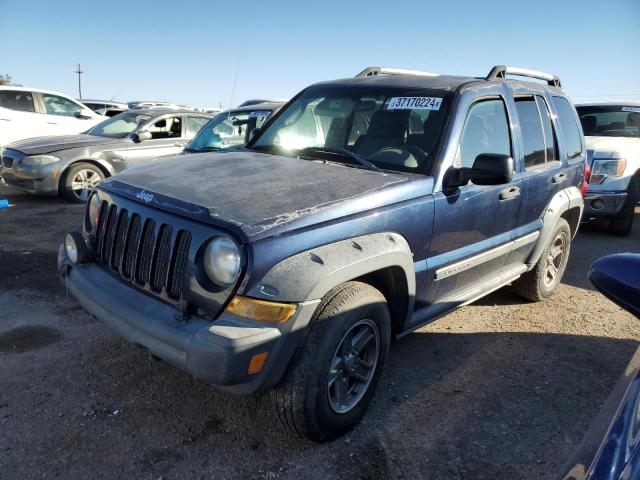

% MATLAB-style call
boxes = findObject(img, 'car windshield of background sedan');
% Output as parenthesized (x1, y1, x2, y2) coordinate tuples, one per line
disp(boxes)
(577, 105, 640, 138)
(86, 112, 151, 138)
(185, 109, 273, 152)
(251, 86, 448, 173)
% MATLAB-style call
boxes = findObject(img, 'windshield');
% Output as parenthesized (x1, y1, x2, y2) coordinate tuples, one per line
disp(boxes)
(185, 109, 273, 152)
(86, 112, 151, 138)
(576, 105, 640, 138)
(251, 86, 448, 173)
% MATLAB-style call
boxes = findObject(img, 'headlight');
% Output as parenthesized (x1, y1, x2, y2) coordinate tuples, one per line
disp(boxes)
(64, 231, 89, 264)
(21, 155, 60, 166)
(86, 193, 102, 232)
(203, 236, 241, 286)
(590, 159, 627, 184)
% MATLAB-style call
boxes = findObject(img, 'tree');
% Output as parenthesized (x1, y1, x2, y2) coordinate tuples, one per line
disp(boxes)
(0, 74, 20, 86)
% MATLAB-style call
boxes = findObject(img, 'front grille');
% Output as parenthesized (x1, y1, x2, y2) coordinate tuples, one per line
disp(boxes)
(94, 201, 191, 300)
(1, 155, 14, 168)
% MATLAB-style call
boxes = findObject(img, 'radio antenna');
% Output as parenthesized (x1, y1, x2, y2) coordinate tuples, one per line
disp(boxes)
(227, 45, 244, 112)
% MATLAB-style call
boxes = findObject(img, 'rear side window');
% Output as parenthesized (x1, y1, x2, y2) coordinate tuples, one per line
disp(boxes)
(515, 97, 545, 167)
(0, 90, 35, 112)
(514, 96, 557, 168)
(551, 97, 583, 159)
(457, 99, 511, 168)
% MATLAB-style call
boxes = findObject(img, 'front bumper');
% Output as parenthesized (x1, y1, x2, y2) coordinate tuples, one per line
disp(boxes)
(58, 245, 319, 394)
(583, 190, 628, 218)
(1, 162, 61, 195)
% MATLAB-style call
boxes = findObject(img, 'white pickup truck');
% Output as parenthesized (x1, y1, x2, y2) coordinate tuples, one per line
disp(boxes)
(576, 101, 640, 235)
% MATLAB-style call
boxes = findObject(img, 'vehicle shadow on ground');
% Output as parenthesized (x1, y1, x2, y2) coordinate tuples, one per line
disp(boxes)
(9, 326, 632, 479)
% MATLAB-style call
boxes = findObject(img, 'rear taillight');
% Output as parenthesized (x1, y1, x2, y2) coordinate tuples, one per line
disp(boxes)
(580, 163, 591, 196)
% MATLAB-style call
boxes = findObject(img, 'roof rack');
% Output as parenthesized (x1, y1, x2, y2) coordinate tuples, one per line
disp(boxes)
(356, 66, 439, 78)
(486, 65, 562, 87)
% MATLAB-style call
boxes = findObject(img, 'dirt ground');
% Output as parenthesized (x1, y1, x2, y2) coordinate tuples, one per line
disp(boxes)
(1, 184, 638, 480)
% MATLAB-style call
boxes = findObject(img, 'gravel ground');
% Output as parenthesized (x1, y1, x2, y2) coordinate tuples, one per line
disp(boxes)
(0, 184, 638, 479)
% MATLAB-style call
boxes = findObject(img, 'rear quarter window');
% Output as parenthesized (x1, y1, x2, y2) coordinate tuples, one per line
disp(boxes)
(551, 96, 583, 159)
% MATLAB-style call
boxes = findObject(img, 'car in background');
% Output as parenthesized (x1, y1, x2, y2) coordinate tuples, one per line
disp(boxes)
(184, 101, 284, 153)
(1, 109, 212, 202)
(95, 107, 129, 118)
(0, 86, 103, 149)
(80, 99, 129, 114)
(561, 253, 640, 479)
(237, 98, 287, 107)
(127, 100, 175, 110)
(576, 101, 640, 235)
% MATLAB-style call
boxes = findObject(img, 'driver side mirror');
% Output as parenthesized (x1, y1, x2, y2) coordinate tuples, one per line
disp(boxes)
(447, 154, 514, 188)
(248, 127, 261, 143)
(131, 130, 152, 143)
(74, 111, 93, 120)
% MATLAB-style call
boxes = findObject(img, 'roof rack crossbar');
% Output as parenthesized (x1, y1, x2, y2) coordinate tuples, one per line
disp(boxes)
(486, 65, 562, 87)
(356, 66, 439, 78)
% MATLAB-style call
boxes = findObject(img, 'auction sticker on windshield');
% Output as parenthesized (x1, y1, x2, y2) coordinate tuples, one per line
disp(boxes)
(249, 111, 272, 118)
(387, 97, 442, 110)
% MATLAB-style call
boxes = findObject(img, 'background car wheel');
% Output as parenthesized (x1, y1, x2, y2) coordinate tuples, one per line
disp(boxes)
(273, 281, 391, 442)
(608, 175, 639, 236)
(512, 218, 571, 302)
(60, 162, 104, 203)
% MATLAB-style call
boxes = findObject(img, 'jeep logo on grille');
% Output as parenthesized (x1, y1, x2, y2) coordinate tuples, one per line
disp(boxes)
(136, 190, 154, 203)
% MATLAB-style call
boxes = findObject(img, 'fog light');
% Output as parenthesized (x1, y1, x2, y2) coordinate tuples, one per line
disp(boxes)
(591, 199, 605, 210)
(65, 231, 88, 264)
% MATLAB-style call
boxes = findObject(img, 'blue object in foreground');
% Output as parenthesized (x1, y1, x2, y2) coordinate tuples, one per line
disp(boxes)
(0, 199, 9, 208)
(561, 253, 640, 480)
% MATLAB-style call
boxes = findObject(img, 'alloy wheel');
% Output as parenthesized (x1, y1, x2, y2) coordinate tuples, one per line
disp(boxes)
(327, 318, 380, 414)
(71, 169, 101, 202)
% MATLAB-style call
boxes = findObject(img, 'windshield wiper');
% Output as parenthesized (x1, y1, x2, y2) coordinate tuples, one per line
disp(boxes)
(184, 146, 221, 153)
(299, 147, 382, 172)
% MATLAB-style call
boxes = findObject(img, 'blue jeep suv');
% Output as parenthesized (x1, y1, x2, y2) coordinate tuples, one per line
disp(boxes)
(59, 65, 586, 441)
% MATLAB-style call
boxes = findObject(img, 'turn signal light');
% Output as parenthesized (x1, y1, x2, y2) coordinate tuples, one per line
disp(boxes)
(224, 295, 297, 323)
(248, 352, 269, 374)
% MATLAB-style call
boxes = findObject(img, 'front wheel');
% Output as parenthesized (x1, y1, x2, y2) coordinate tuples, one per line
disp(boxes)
(60, 162, 104, 203)
(273, 281, 391, 442)
(512, 218, 571, 302)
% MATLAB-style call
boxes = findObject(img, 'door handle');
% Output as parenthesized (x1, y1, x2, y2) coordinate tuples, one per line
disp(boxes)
(0, 118, 11, 121)
(499, 186, 521, 201)
(552, 172, 567, 184)
(173, 142, 186, 147)
(47, 121, 58, 124)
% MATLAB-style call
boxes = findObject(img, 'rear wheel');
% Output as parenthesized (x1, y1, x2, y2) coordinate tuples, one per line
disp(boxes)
(512, 218, 571, 302)
(60, 162, 104, 203)
(609, 176, 639, 236)
(273, 281, 391, 442)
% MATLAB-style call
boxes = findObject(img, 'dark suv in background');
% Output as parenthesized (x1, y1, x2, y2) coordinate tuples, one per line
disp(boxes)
(59, 65, 586, 441)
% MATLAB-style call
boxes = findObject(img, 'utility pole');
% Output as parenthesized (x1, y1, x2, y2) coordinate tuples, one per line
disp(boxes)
(75, 63, 84, 98)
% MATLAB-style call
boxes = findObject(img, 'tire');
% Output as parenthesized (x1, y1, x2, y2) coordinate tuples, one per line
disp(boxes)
(512, 218, 571, 302)
(608, 176, 639, 236)
(273, 281, 391, 442)
(60, 162, 104, 203)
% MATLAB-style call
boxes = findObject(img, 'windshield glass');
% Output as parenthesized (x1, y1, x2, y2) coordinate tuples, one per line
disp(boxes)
(576, 105, 640, 138)
(252, 86, 448, 173)
(186, 109, 273, 152)
(86, 112, 151, 138)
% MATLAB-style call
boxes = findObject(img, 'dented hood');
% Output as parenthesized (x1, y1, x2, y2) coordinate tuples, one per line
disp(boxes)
(99, 150, 432, 241)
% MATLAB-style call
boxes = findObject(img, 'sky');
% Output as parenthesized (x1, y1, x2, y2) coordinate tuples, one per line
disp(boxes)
(1, 0, 639, 108)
